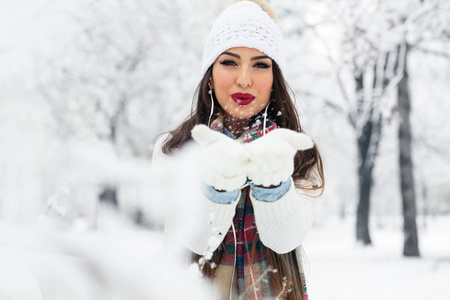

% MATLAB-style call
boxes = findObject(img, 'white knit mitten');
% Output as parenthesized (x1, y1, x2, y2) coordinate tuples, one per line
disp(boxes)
(246, 129, 314, 187)
(191, 124, 249, 192)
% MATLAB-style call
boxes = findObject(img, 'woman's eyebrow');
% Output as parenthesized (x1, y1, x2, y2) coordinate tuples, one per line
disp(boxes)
(251, 55, 270, 61)
(222, 51, 240, 58)
(221, 52, 270, 61)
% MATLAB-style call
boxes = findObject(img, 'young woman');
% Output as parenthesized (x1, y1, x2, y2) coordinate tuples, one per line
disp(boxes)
(153, 1, 324, 299)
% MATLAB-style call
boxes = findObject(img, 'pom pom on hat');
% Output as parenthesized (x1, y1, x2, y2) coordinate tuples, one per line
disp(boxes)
(201, 0, 286, 76)
(231, 0, 277, 20)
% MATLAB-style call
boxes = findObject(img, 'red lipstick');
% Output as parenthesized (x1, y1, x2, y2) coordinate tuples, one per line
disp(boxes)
(231, 93, 255, 105)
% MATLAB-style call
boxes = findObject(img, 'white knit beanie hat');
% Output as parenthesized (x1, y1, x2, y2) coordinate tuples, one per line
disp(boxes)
(201, 0, 286, 76)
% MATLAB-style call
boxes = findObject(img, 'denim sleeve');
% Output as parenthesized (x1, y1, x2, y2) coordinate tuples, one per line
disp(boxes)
(200, 182, 240, 204)
(249, 179, 291, 202)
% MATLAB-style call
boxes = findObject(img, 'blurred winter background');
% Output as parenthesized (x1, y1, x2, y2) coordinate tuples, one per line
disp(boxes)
(1, 0, 449, 299)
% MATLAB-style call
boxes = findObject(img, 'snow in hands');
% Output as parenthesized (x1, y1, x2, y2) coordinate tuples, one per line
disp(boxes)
(191, 124, 314, 189)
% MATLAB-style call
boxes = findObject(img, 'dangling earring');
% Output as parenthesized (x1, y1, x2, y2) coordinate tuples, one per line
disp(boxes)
(262, 88, 275, 136)
(262, 99, 272, 136)
(208, 82, 214, 127)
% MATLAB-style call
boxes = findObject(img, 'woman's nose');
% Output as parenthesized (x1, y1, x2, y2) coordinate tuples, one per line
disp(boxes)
(236, 68, 252, 88)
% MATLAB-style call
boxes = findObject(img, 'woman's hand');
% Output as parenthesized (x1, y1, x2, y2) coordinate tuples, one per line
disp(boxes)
(246, 129, 314, 187)
(191, 124, 250, 192)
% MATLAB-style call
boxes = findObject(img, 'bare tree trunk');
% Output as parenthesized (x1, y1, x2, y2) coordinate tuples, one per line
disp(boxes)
(356, 114, 382, 245)
(355, 50, 392, 245)
(397, 43, 420, 257)
(356, 121, 373, 244)
(355, 72, 382, 245)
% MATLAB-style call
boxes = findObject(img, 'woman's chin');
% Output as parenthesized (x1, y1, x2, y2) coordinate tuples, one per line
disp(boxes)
(224, 108, 261, 120)
(227, 113, 255, 120)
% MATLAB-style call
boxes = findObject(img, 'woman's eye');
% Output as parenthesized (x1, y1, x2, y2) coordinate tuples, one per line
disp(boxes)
(220, 60, 237, 66)
(254, 62, 271, 69)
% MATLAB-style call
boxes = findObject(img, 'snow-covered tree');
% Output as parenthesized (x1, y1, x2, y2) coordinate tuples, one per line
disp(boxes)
(35, 0, 225, 222)
(391, 0, 450, 256)
(276, 0, 450, 253)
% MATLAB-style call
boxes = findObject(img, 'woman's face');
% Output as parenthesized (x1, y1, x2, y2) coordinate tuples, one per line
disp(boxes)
(211, 47, 273, 120)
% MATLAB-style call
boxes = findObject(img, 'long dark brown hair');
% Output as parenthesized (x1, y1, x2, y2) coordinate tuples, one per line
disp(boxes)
(161, 61, 324, 299)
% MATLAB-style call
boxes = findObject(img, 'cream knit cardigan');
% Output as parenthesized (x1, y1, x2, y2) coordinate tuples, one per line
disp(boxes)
(152, 132, 319, 266)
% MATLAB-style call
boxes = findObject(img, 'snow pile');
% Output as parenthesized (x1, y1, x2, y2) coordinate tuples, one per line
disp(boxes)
(0, 215, 210, 300)
(0, 141, 213, 300)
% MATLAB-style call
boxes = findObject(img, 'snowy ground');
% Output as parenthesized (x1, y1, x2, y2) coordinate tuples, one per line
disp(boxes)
(0, 215, 209, 300)
(305, 216, 450, 300)
(0, 216, 449, 299)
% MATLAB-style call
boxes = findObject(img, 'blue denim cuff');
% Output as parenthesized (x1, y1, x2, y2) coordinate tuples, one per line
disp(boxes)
(249, 179, 291, 202)
(200, 182, 239, 204)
